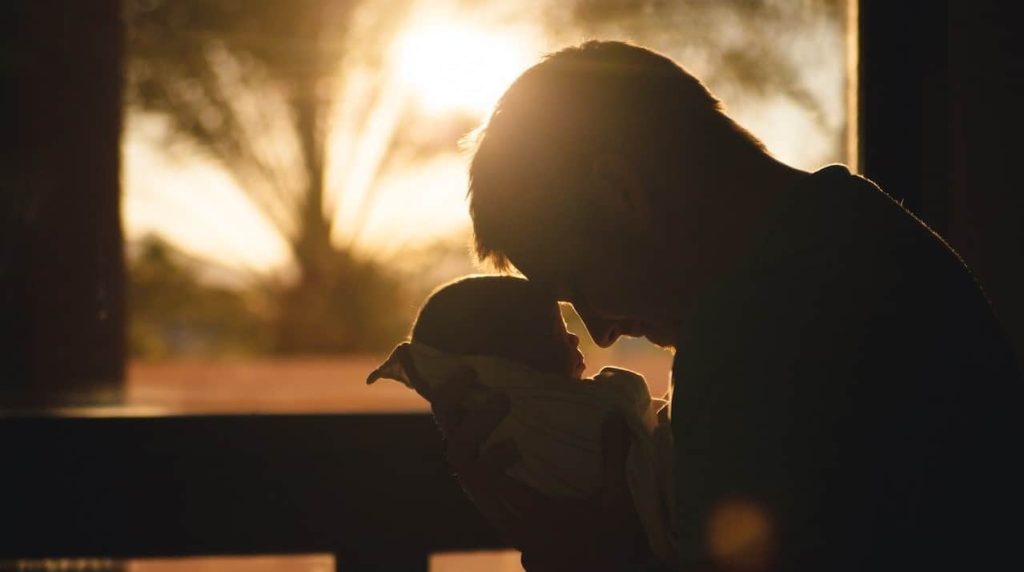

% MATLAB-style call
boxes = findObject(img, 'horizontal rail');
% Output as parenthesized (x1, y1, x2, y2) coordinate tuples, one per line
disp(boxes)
(0, 413, 506, 568)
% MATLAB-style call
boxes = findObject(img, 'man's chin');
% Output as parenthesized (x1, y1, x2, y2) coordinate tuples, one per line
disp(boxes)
(643, 331, 676, 349)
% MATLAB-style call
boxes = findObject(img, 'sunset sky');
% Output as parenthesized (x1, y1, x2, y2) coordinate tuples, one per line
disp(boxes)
(122, 0, 850, 276)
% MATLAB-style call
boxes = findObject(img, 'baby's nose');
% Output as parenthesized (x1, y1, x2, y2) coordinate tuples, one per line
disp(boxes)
(567, 332, 580, 347)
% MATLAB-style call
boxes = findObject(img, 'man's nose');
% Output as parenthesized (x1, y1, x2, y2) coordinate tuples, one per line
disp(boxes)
(566, 332, 580, 347)
(591, 325, 621, 348)
(577, 311, 621, 348)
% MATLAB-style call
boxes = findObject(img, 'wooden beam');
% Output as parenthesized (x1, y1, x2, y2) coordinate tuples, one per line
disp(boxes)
(0, 413, 506, 563)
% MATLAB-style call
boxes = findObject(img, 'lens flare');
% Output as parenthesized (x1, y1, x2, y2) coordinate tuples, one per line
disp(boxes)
(707, 497, 777, 572)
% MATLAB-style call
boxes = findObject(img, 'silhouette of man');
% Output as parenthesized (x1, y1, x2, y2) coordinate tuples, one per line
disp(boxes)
(434, 41, 1022, 571)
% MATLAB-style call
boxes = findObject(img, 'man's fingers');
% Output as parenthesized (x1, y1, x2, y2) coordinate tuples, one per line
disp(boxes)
(490, 472, 551, 534)
(600, 413, 633, 507)
(478, 439, 520, 472)
(445, 392, 510, 468)
(456, 472, 525, 546)
(396, 346, 434, 402)
(601, 413, 630, 473)
(459, 438, 545, 524)
(457, 439, 520, 483)
(431, 366, 478, 433)
(455, 441, 529, 547)
(465, 391, 510, 437)
(433, 366, 477, 404)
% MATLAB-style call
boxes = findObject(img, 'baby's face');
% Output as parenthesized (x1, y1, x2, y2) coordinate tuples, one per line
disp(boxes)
(546, 310, 586, 379)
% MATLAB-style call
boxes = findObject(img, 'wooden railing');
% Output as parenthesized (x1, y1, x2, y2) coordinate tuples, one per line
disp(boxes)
(0, 412, 506, 571)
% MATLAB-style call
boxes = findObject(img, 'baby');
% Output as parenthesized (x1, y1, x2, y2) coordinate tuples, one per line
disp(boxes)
(410, 273, 587, 380)
(367, 274, 674, 562)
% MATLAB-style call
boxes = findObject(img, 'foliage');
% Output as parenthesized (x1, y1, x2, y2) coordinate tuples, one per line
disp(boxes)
(561, 0, 850, 164)
(128, 236, 273, 358)
(124, 0, 423, 353)
(129, 0, 342, 244)
(121, 0, 849, 355)
(273, 248, 415, 352)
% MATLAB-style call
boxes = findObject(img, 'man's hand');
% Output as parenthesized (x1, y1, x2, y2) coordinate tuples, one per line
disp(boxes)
(513, 413, 654, 571)
(429, 368, 654, 571)
(429, 367, 525, 536)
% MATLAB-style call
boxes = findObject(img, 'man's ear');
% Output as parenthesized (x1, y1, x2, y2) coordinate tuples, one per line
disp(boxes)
(590, 152, 653, 228)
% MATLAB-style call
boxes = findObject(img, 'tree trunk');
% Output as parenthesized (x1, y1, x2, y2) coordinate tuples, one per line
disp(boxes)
(276, 80, 347, 353)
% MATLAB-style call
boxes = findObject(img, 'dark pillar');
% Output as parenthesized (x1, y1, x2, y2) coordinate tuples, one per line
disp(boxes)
(859, 0, 1024, 364)
(0, 0, 125, 407)
(943, 0, 1024, 366)
(858, 0, 950, 229)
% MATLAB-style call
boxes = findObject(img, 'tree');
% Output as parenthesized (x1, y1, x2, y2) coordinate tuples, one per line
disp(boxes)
(128, 236, 274, 358)
(562, 0, 851, 166)
(124, 0, 424, 352)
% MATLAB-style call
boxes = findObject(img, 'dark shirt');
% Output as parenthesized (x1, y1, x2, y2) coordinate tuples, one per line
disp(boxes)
(670, 165, 1022, 571)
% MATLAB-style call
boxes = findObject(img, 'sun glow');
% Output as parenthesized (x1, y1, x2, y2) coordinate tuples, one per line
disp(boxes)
(392, 19, 539, 115)
(122, 1, 850, 273)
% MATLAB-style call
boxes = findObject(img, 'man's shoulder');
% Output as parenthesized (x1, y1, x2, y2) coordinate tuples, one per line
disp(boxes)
(676, 163, 1016, 376)
(766, 164, 987, 315)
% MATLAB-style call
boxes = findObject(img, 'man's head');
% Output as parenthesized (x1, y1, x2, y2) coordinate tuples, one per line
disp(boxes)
(467, 41, 770, 348)
(412, 275, 585, 378)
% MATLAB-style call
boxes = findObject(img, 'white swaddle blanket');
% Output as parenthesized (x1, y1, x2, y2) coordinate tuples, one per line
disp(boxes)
(367, 341, 675, 563)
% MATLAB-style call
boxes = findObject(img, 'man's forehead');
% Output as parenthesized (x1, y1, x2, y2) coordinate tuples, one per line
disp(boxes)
(494, 201, 586, 282)
(507, 251, 570, 300)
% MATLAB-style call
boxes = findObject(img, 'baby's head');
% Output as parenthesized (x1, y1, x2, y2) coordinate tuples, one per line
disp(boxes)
(412, 275, 586, 378)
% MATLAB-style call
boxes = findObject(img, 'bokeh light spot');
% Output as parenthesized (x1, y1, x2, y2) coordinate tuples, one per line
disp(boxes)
(706, 497, 777, 572)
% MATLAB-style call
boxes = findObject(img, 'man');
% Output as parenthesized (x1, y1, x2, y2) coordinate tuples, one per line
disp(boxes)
(434, 41, 1021, 570)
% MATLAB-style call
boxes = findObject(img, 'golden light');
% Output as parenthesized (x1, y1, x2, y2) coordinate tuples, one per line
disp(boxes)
(391, 19, 539, 116)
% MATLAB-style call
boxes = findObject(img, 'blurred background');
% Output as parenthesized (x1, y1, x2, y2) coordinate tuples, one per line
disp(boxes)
(2, 1, 855, 570)
(119, 0, 851, 413)
(7, 0, 1024, 570)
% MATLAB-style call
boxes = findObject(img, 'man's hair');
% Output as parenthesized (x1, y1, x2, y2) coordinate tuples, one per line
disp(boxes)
(411, 275, 565, 374)
(468, 40, 767, 270)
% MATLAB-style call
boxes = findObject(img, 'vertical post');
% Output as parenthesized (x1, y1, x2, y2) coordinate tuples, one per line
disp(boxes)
(941, 0, 1024, 364)
(859, 0, 1024, 362)
(0, 0, 125, 407)
(857, 0, 950, 231)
